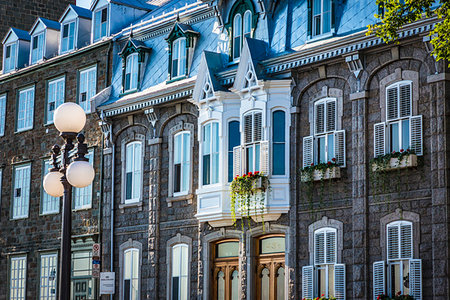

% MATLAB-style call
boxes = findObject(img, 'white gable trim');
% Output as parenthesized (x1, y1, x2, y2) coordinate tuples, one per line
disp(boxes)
(232, 39, 260, 92)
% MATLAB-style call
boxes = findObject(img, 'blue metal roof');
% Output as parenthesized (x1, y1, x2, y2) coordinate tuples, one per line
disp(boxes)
(11, 28, 31, 41)
(111, 0, 156, 11)
(39, 18, 61, 31)
(69, 4, 93, 19)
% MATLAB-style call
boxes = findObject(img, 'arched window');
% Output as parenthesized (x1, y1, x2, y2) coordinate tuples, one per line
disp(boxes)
(232, 10, 252, 61)
(123, 248, 140, 300)
(124, 141, 142, 203)
(124, 53, 138, 92)
(173, 131, 191, 195)
(272, 110, 285, 175)
(171, 244, 189, 300)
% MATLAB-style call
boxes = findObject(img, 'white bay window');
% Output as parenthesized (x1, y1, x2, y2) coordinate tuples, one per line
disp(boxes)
(202, 122, 219, 185)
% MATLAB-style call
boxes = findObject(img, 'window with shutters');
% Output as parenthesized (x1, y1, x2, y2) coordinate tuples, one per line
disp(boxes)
(373, 220, 422, 300)
(171, 244, 189, 300)
(374, 81, 423, 157)
(9, 255, 27, 300)
(123, 248, 140, 300)
(73, 150, 94, 210)
(41, 160, 60, 215)
(202, 122, 220, 186)
(93, 7, 108, 42)
(244, 111, 262, 173)
(310, 0, 332, 37)
(124, 141, 143, 204)
(0, 94, 6, 136)
(4, 42, 17, 73)
(303, 98, 345, 168)
(46, 76, 65, 124)
(31, 32, 44, 64)
(61, 21, 75, 53)
(173, 131, 191, 196)
(39, 253, 57, 300)
(228, 121, 240, 182)
(303, 227, 345, 300)
(211, 240, 240, 300)
(78, 65, 97, 113)
(12, 163, 31, 219)
(16, 86, 35, 132)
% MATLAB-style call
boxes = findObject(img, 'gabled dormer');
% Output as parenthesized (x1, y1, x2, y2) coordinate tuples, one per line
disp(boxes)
(2, 28, 30, 73)
(90, 0, 152, 43)
(29, 18, 60, 65)
(165, 22, 199, 82)
(232, 37, 267, 93)
(193, 51, 228, 104)
(118, 38, 151, 95)
(59, 4, 92, 54)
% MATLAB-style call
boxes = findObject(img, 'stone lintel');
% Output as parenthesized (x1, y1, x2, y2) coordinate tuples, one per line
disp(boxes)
(350, 91, 369, 101)
(427, 73, 450, 83)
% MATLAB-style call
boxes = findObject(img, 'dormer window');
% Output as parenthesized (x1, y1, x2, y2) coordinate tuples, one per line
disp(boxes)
(119, 39, 151, 95)
(4, 42, 17, 72)
(31, 33, 44, 64)
(226, 0, 256, 61)
(171, 38, 186, 79)
(61, 22, 75, 53)
(124, 53, 138, 92)
(93, 7, 108, 41)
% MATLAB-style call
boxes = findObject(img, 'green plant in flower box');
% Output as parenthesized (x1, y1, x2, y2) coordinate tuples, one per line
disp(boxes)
(230, 171, 269, 230)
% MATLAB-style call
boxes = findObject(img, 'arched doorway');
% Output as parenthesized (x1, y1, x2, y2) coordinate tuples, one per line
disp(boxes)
(211, 239, 240, 300)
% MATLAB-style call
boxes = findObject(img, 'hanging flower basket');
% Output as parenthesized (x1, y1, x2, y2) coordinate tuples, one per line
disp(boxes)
(371, 149, 418, 172)
(230, 171, 269, 228)
(301, 159, 341, 182)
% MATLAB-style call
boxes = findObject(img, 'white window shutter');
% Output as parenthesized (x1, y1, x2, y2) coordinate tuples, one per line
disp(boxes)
(259, 140, 269, 176)
(410, 115, 423, 155)
(409, 259, 422, 300)
(315, 102, 325, 134)
(334, 264, 346, 300)
(387, 224, 399, 260)
(386, 86, 398, 121)
(373, 261, 386, 300)
(302, 265, 314, 300)
(400, 222, 413, 259)
(244, 114, 252, 143)
(334, 130, 345, 167)
(233, 146, 242, 178)
(374, 122, 386, 158)
(399, 83, 412, 118)
(326, 230, 337, 264)
(303, 136, 314, 168)
(314, 231, 325, 265)
(254, 112, 262, 141)
(326, 100, 336, 132)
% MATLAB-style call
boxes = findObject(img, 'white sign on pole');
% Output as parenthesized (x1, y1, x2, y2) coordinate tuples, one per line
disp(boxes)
(99, 272, 115, 295)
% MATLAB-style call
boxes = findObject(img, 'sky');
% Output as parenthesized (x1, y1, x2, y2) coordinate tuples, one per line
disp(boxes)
(76, 0, 92, 9)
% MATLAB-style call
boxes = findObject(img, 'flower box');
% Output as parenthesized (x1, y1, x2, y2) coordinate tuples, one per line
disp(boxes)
(301, 166, 341, 182)
(372, 154, 418, 172)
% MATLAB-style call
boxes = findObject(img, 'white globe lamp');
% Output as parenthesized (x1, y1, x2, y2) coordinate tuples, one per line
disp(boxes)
(54, 102, 86, 133)
(66, 160, 95, 188)
(43, 171, 64, 197)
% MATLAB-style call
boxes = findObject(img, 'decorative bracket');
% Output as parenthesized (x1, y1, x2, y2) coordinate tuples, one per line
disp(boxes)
(145, 108, 159, 138)
(345, 53, 363, 78)
(98, 120, 112, 149)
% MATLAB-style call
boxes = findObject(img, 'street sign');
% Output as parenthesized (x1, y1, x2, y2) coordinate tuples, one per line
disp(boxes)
(92, 243, 101, 257)
(99, 272, 115, 295)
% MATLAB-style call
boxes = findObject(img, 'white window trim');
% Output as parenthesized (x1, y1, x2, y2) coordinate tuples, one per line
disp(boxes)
(46, 76, 65, 125)
(78, 65, 97, 114)
(9, 255, 27, 300)
(41, 159, 60, 215)
(16, 86, 35, 133)
(73, 149, 94, 210)
(39, 252, 58, 300)
(166, 234, 192, 300)
(201, 121, 221, 187)
(30, 31, 46, 65)
(270, 108, 288, 178)
(60, 20, 77, 54)
(92, 6, 109, 43)
(121, 135, 145, 206)
(173, 131, 191, 197)
(385, 80, 412, 122)
(12, 163, 31, 220)
(314, 227, 337, 265)
(3, 41, 18, 73)
(311, 0, 332, 37)
(232, 9, 252, 62)
(243, 110, 263, 173)
(119, 240, 142, 300)
(124, 53, 139, 92)
(0, 93, 6, 136)
(171, 37, 187, 79)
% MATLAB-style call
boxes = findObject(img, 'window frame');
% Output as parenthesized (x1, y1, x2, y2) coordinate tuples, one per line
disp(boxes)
(3, 41, 18, 73)
(314, 227, 337, 299)
(73, 149, 94, 210)
(313, 98, 337, 164)
(60, 20, 76, 54)
(46, 76, 66, 125)
(12, 163, 31, 220)
(93, 6, 108, 42)
(202, 121, 220, 187)
(243, 111, 263, 173)
(231, 9, 252, 62)
(227, 120, 240, 182)
(171, 37, 187, 80)
(124, 53, 139, 92)
(39, 252, 58, 300)
(311, 0, 332, 38)
(211, 239, 240, 300)
(9, 255, 27, 300)
(30, 31, 45, 65)
(123, 140, 144, 204)
(77, 65, 97, 113)
(170, 243, 189, 300)
(172, 131, 191, 197)
(41, 159, 60, 215)
(16, 86, 35, 132)
(0, 93, 6, 136)
(271, 110, 286, 176)
(123, 248, 140, 300)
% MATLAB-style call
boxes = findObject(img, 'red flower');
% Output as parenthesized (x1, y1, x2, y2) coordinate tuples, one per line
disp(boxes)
(400, 148, 404, 152)
(377, 296, 380, 300)
(321, 294, 325, 297)
(332, 157, 336, 162)
(255, 171, 260, 174)
(327, 161, 331, 165)
(248, 172, 253, 176)
(397, 291, 402, 296)
(392, 151, 396, 154)
(311, 163, 314, 166)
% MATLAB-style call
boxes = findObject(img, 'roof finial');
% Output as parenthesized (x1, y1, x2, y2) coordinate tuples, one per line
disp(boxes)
(130, 26, 133, 39)
(176, 13, 180, 23)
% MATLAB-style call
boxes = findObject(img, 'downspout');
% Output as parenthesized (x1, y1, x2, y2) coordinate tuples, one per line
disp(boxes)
(155, 137, 162, 298)
(110, 141, 115, 300)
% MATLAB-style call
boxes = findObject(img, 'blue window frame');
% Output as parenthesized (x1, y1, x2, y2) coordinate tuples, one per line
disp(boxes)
(272, 110, 285, 175)
(228, 121, 240, 182)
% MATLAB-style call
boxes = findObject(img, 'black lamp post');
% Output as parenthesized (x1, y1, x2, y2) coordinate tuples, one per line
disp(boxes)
(43, 103, 95, 300)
